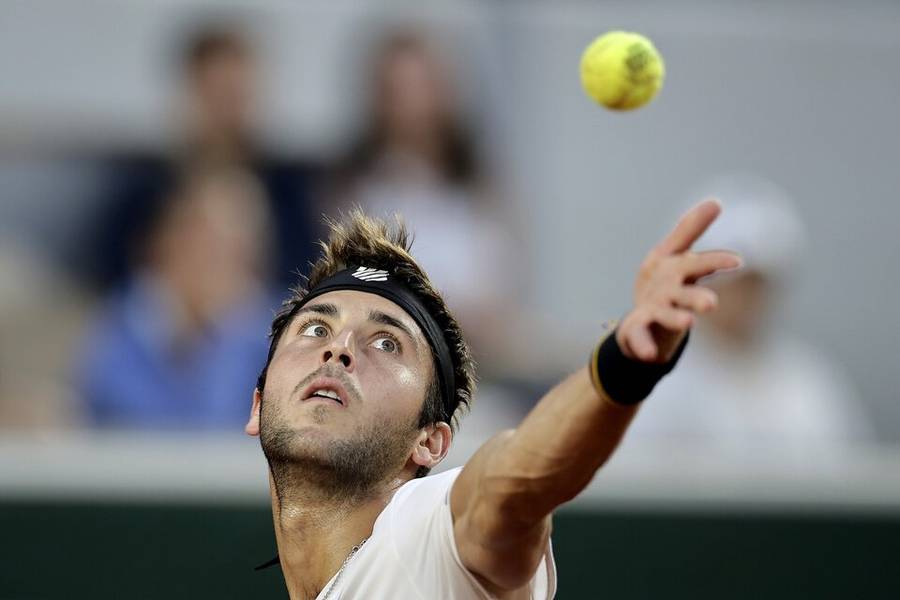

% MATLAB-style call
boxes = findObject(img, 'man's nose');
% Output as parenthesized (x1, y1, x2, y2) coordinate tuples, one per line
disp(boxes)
(321, 330, 356, 371)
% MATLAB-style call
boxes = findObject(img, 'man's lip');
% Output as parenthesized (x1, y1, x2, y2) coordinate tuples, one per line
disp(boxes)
(300, 377, 352, 408)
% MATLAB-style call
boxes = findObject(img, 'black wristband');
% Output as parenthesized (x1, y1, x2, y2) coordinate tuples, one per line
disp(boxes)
(590, 328, 689, 405)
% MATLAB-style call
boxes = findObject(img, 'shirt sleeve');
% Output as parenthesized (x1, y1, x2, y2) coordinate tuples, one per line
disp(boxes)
(385, 467, 557, 599)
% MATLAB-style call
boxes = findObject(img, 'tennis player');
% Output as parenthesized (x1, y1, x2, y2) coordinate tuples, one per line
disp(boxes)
(247, 200, 741, 599)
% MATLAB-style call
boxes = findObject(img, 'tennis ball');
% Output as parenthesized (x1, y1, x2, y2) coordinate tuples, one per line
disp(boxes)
(580, 31, 665, 111)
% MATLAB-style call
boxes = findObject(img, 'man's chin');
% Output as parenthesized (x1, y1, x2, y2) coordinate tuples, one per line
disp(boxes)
(260, 420, 331, 462)
(272, 422, 340, 451)
(295, 399, 351, 425)
(291, 424, 342, 447)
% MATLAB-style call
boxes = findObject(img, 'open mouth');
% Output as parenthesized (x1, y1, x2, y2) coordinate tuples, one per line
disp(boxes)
(300, 378, 351, 407)
(306, 388, 343, 405)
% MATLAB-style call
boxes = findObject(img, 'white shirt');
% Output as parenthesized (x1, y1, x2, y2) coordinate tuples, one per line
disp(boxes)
(318, 467, 557, 599)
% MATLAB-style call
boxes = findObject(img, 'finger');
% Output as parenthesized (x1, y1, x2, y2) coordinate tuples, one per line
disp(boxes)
(672, 285, 719, 313)
(651, 198, 722, 258)
(651, 306, 694, 331)
(680, 250, 743, 281)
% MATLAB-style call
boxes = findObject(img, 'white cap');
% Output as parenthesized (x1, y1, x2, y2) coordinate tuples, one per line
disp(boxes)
(687, 173, 807, 277)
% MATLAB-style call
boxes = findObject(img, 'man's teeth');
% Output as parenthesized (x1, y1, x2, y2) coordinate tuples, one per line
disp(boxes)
(312, 390, 342, 403)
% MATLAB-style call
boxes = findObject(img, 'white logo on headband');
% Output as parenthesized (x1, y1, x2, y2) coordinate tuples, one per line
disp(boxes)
(352, 266, 389, 282)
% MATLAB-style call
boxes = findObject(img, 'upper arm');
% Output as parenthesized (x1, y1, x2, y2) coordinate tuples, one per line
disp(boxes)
(450, 430, 553, 594)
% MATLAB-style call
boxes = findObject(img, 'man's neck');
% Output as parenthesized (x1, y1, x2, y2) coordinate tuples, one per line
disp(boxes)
(270, 476, 406, 600)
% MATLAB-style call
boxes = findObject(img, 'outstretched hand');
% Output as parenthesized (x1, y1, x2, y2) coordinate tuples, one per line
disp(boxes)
(616, 199, 742, 363)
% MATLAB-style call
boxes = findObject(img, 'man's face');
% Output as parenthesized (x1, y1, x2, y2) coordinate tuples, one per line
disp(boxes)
(706, 270, 773, 342)
(380, 48, 449, 140)
(250, 290, 437, 491)
(192, 52, 256, 136)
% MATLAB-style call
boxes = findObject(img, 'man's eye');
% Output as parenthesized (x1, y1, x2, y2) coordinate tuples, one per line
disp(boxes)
(300, 323, 329, 338)
(373, 337, 399, 354)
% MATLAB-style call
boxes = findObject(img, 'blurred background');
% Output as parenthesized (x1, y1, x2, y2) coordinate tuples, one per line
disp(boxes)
(1, 1, 899, 598)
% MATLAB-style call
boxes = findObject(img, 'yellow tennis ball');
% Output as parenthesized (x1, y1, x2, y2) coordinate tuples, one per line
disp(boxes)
(580, 31, 665, 111)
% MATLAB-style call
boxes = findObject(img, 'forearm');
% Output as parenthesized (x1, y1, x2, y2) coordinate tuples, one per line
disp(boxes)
(486, 365, 638, 521)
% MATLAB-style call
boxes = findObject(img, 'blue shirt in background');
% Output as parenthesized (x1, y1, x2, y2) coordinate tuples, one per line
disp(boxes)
(78, 275, 274, 430)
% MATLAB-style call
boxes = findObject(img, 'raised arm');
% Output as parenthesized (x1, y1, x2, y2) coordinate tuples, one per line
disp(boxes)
(450, 200, 742, 593)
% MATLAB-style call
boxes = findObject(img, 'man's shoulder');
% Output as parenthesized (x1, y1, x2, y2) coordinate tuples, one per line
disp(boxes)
(390, 467, 463, 509)
(369, 467, 463, 554)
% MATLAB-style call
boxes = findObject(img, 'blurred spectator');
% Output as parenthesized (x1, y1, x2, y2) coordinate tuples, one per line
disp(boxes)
(331, 30, 521, 377)
(85, 22, 321, 291)
(178, 25, 258, 164)
(629, 175, 872, 454)
(76, 165, 272, 429)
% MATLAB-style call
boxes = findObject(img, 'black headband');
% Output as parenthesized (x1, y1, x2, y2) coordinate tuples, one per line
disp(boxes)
(292, 266, 456, 421)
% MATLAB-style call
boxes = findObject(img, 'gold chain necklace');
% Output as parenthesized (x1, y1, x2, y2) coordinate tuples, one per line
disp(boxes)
(320, 538, 368, 600)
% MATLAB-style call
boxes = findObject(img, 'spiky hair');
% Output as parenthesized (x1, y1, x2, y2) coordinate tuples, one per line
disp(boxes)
(256, 208, 476, 434)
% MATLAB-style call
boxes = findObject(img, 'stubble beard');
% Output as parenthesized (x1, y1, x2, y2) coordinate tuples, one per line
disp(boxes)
(259, 385, 420, 507)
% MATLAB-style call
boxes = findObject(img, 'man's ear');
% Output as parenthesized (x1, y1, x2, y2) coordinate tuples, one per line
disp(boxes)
(411, 422, 452, 470)
(245, 388, 262, 436)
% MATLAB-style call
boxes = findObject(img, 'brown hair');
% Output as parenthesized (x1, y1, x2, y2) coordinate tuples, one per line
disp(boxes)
(183, 27, 251, 74)
(257, 209, 476, 437)
(339, 30, 480, 187)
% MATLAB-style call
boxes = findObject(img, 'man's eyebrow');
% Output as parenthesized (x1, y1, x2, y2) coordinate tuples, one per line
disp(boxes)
(369, 309, 419, 348)
(296, 302, 339, 318)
